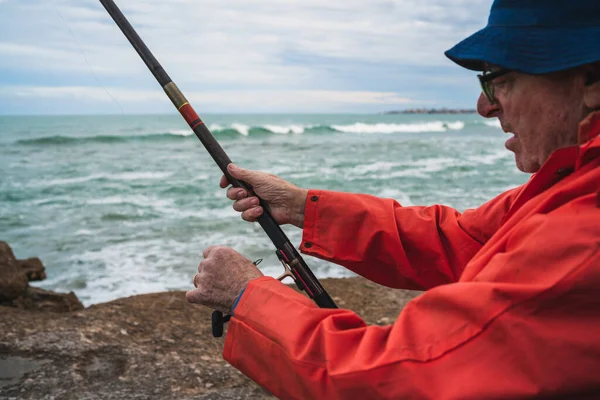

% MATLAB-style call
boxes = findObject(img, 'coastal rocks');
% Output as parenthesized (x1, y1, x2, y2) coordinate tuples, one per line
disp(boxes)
(17, 257, 46, 281)
(0, 241, 28, 301)
(0, 241, 82, 312)
(0, 276, 421, 399)
(11, 286, 84, 312)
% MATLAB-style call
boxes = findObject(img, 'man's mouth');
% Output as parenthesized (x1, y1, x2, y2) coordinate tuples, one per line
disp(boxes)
(501, 124, 515, 136)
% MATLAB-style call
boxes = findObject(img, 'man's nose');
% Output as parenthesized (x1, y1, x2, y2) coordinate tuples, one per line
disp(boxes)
(477, 92, 501, 118)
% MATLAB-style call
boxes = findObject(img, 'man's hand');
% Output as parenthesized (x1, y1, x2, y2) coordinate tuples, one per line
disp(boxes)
(186, 246, 263, 314)
(220, 164, 309, 228)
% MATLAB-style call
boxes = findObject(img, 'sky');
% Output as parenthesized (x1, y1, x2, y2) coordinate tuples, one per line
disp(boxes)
(0, 0, 493, 114)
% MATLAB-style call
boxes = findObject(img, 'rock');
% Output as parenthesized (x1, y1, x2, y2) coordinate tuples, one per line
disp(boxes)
(0, 242, 83, 311)
(0, 277, 420, 399)
(17, 258, 46, 282)
(0, 241, 28, 302)
(10, 287, 84, 312)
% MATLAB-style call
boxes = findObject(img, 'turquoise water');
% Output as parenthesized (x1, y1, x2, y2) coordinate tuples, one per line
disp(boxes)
(0, 113, 527, 305)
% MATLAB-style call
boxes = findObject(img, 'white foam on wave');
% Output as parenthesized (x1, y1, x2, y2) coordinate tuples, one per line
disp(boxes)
(262, 124, 305, 134)
(386, 169, 431, 179)
(191, 173, 210, 182)
(208, 123, 251, 136)
(484, 119, 502, 128)
(331, 121, 464, 134)
(109, 171, 173, 181)
(376, 188, 413, 206)
(86, 195, 174, 208)
(29, 195, 73, 205)
(208, 123, 224, 132)
(411, 157, 469, 173)
(59, 239, 193, 305)
(352, 161, 399, 174)
(467, 150, 510, 165)
(175, 206, 238, 220)
(31, 171, 173, 188)
(41, 174, 105, 186)
(288, 171, 319, 179)
(447, 121, 465, 130)
(75, 229, 95, 236)
(167, 129, 193, 136)
(158, 198, 238, 220)
(231, 123, 250, 136)
(262, 165, 296, 175)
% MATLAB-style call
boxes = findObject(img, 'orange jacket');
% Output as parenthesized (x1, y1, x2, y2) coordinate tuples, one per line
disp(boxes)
(223, 113, 600, 399)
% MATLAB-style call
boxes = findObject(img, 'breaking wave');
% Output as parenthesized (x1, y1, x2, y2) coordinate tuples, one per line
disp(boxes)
(15, 120, 479, 145)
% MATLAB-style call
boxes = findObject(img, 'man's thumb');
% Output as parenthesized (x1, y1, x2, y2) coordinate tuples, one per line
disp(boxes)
(228, 164, 254, 182)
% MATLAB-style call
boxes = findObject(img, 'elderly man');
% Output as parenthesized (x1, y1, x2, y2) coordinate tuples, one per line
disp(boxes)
(187, 0, 600, 398)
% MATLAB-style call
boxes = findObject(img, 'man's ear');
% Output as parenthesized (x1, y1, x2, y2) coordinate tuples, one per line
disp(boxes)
(583, 63, 600, 110)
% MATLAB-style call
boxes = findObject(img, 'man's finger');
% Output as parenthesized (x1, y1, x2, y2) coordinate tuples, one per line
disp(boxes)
(185, 288, 206, 304)
(241, 207, 262, 222)
(227, 187, 246, 201)
(219, 175, 230, 188)
(233, 197, 258, 212)
(203, 246, 217, 258)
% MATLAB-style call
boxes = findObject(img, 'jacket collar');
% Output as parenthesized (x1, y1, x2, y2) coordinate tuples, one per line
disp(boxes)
(578, 110, 600, 144)
(576, 111, 600, 169)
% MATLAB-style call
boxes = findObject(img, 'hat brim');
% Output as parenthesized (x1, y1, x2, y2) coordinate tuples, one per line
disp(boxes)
(445, 25, 600, 74)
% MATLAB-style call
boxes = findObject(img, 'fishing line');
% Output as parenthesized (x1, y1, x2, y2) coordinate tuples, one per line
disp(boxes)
(52, 1, 124, 113)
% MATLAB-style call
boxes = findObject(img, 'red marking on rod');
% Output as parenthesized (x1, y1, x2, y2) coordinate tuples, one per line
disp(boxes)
(179, 103, 204, 128)
(293, 270, 314, 297)
(278, 249, 290, 263)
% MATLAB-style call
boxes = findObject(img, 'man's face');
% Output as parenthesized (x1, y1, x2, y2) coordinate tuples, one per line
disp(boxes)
(477, 69, 587, 173)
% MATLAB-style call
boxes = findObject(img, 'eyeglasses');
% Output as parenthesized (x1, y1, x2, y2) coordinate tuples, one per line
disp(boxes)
(478, 68, 511, 104)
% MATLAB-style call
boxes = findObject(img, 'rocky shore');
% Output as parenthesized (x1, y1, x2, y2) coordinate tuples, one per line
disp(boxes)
(0, 242, 420, 399)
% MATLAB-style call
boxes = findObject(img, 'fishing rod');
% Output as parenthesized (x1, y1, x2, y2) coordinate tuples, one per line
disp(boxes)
(98, 0, 337, 337)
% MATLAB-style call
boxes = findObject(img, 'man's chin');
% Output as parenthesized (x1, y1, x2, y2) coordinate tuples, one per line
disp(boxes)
(514, 155, 540, 173)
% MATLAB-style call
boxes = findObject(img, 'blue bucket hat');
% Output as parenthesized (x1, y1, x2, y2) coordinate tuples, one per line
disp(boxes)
(445, 0, 600, 74)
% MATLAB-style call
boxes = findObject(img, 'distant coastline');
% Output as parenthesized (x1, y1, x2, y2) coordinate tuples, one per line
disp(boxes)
(384, 108, 477, 115)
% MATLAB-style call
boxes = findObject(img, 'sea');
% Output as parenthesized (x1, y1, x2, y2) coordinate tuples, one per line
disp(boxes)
(0, 113, 528, 305)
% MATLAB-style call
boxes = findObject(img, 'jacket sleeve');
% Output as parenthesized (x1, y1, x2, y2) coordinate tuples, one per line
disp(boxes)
(224, 195, 600, 399)
(299, 187, 523, 290)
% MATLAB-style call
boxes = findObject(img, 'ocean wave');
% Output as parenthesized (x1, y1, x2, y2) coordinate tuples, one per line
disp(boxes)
(17, 135, 129, 145)
(36, 171, 173, 187)
(16, 133, 180, 145)
(330, 121, 465, 134)
(14, 120, 472, 145)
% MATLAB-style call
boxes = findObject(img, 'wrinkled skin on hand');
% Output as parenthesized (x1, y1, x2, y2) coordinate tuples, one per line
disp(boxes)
(220, 164, 309, 228)
(186, 246, 263, 314)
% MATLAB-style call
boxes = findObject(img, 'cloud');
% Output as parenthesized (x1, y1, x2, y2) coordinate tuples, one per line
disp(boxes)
(1, 85, 420, 112)
(0, 0, 491, 113)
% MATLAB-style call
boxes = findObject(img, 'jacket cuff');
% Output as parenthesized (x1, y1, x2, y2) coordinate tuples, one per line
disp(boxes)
(223, 276, 316, 360)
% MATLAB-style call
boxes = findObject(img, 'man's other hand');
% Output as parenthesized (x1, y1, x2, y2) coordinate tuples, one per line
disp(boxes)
(186, 246, 263, 314)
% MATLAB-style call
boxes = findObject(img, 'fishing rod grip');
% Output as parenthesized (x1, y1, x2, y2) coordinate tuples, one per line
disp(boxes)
(314, 291, 337, 308)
